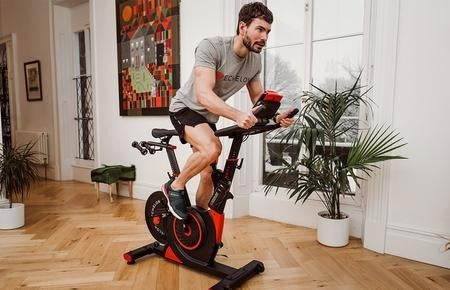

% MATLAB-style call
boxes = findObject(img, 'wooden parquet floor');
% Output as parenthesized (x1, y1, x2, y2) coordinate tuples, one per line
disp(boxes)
(0, 180, 448, 289)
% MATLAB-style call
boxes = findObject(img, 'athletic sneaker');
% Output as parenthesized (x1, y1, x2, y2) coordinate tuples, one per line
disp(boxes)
(162, 181, 188, 220)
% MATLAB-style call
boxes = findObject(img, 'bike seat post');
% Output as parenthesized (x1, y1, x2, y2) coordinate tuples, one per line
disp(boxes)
(164, 141, 191, 207)
(166, 145, 180, 178)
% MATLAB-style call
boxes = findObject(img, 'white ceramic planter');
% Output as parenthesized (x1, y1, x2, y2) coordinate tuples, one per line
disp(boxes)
(317, 211, 350, 247)
(0, 203, 25, 229)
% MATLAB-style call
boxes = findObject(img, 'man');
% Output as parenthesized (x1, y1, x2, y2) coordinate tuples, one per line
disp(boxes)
(165, 2, 294, 220)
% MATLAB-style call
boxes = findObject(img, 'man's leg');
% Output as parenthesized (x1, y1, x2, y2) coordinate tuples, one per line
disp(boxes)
(171, 123, 221, 193)
(190, 146, 218, 209)
(165, 109, 220, 220)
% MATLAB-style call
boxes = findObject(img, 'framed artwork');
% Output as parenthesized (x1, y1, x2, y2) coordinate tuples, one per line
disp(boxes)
(24, 60, 43, 101)
(116, 0, 180, 116)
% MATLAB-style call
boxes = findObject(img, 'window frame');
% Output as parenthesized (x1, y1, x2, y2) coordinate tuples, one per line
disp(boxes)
(260, 0, 374, 207)
(73, 26, 95, 162)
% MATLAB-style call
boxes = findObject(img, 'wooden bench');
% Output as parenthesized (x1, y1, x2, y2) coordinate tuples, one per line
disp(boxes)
(91, 165, 136, 202)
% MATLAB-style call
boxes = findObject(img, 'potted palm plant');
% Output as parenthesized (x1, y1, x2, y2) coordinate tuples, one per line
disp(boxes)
(0, 142, 40, 229)
(265, 75, 406, 247)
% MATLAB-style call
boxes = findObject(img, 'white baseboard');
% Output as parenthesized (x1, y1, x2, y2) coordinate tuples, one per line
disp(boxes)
(363, 218, 388, 253)
(249, 192, 363, 238)
(37, 164, 57, 180)
(72, 164, 94, 183)
(385, 224, 450, 269)
(115, 182, 198, 206)
(125, 182, 159, 200)
(223, 194, 250, 218)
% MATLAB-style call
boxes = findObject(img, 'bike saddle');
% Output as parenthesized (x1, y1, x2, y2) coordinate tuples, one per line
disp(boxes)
(152, 128, 179, 138)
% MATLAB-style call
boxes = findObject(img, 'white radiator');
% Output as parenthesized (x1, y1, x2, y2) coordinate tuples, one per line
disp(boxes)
(15, 131, 49, 165)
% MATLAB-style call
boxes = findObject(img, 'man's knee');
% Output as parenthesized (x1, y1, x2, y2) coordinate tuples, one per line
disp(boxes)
(209, 141, 222, 158)
(200, 165, 213, 180)
(184, 124, 221, 162)
(199, 140, 221, 162)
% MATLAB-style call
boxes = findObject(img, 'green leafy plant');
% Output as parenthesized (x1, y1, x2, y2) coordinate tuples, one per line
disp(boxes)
(265, 74, 406, 219)
(0, 142, 40, 208)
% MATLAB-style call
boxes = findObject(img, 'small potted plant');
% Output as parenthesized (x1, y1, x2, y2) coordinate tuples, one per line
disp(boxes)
(0, 142, 40, 229)
(265, 74, 406, 247)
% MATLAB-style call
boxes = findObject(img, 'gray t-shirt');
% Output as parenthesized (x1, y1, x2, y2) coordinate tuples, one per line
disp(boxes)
(169, 36, 261, 123)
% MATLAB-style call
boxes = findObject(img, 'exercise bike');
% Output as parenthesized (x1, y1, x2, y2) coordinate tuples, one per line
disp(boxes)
(123, 91, 299, 289)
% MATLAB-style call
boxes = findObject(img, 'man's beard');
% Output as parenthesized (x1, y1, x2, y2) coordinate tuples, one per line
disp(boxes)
(243, 33, 265, 53)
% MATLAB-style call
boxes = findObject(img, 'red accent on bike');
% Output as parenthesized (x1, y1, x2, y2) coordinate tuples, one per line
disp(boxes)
(173, 213, 202, 250)
(209, 210, 225, 245)
(169, 145, 177, 150)
(264, 90, 282, 102)
(164, 246, 183, 264)
(123, 252, 133, 263)
(153, 216, 160, 225)
(173, 172, 179, 177)
(185, 225, 192, 237)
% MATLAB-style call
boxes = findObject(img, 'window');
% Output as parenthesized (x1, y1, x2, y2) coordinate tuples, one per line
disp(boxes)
(73, 28, 95, 160)
(263, 0, 367, 186)
(0, 43, 11, 150)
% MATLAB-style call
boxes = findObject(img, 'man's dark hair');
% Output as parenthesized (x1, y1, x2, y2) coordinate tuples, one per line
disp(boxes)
(236, 2, 273, 35)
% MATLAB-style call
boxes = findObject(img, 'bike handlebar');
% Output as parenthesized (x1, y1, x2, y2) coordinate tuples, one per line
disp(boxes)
(215, 108, 300, 137)
(133, 108, 300, 150)
(252, 104, 265, 116)
(286, 108, 300, 119)
(132, 141, 148, 155)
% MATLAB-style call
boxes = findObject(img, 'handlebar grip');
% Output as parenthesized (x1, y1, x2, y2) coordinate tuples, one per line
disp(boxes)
(132, 141, 148, 155)
(252, 104, 266, 117)
(287, 108, 300, 118)
(140, 141, 152, 150)
(256, 118, 270, 125)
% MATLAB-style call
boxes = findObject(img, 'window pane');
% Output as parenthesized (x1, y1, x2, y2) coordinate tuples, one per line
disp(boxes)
(313, 0, 364, 40)
(312, 35, 363, 145)
(77, 31, 86, 75)
(312, 35, 362, 91)
(263, 45, 303, 186)
(264, 45, 304, 109)
(266, 0, 305, 47)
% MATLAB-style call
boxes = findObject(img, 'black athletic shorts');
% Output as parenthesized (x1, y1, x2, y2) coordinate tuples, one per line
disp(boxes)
(169, 107, 217, 144)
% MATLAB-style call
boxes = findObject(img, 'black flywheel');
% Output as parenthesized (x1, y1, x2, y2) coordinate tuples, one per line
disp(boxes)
(145, 191, 169, 244)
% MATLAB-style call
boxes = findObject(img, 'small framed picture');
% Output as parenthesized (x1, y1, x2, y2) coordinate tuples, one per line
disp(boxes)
(24, 60, 43, 101)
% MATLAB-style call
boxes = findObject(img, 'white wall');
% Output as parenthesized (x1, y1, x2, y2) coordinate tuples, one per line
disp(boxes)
(91, 0, 224, 198)
(70, 1, 89, 32)
(384, 0, 450, 268)
(362, 0, 449, 268)
(53, 5, 73, 181)
(0, 0, 60, 180)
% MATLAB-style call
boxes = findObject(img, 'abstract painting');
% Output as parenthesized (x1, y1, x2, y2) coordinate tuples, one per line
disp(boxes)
(116, 0, 180, 116)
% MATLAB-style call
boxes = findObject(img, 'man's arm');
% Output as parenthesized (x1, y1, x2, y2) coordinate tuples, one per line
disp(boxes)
(195, 66, 240, 121)
(246, 79, 264, 104)
(195, 66, 257, 129)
